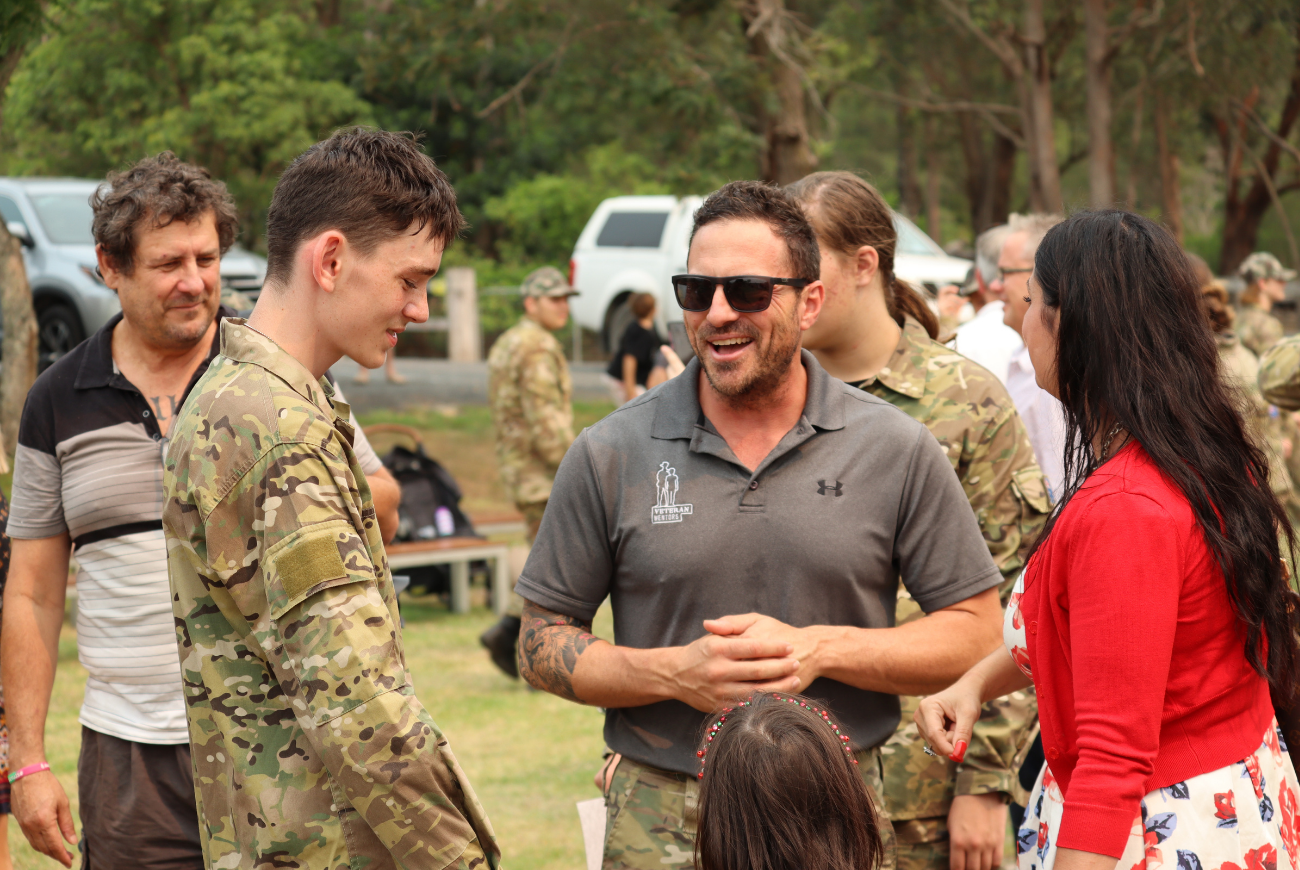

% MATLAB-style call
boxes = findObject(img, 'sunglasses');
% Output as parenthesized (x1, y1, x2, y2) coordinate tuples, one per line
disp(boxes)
(670, 275, 810, 313)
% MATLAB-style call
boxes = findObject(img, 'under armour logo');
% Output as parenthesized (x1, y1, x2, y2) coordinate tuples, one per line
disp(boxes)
(817, 480, 843, 496)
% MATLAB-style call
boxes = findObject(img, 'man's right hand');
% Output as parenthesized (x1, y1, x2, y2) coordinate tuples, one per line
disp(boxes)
(667, 632, 801, 712)
(12, 770, 77, 867)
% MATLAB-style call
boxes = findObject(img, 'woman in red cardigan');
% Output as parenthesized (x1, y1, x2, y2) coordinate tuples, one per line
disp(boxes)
(917, 210, 1300, 870)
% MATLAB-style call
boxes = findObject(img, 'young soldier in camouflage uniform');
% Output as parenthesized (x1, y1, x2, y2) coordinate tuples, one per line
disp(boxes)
(479, 266, 578, 677)
(1235, 252, 1294, 357)
(790, 172, 1049, 870)
(163, 129, 498, 870)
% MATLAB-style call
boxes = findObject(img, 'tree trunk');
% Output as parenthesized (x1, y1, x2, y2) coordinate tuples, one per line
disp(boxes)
(0, 224, 37, 463)
(958, 111, 990, 233)
(1084, 0, 1115, 207)
(1218, 27, 1300, 274)
(1023, 0, 1063, 213)
(762, 55, 818, 185)
(1125, 86, 1145, 209)
(896, 103, 924, 218)
(1152, 92, 1183, 245)
(989, 132, 1017, 228)
(924, 116, 943, 245)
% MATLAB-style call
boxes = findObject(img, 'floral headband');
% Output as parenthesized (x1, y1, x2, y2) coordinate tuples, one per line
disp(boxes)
(696, 694, 858, 779)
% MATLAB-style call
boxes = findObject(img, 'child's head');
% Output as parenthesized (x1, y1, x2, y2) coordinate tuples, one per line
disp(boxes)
(694, 693, 884, 870)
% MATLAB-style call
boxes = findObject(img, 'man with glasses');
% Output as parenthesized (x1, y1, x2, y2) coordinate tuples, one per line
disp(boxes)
(515, 181, 1005, 870)
(953, 224, 1021, 386)
(993, 213, 1066, 498)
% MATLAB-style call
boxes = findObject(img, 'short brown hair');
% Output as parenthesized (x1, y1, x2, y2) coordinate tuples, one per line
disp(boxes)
(630, 292, 657, 319)
(787, 171, 940, 339)
(691, 181, 820, 281)
(91, 152, 238, 274)
(694, 693, 883, 870)
(265, 128, 465, 285)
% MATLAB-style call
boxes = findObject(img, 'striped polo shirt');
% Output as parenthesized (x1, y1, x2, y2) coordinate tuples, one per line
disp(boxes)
(9, 310, 383, 744)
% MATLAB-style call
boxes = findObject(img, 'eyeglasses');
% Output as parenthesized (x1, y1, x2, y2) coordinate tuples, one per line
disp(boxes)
(670, 275, 810, 313)
(996, 267, 1033, 281)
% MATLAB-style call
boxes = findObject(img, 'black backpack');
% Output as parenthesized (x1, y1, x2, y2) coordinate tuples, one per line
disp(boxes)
(370, 425, 480, 597)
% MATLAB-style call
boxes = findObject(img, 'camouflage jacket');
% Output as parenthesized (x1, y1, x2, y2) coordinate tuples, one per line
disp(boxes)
(1218, 333, 1292, 497)
(1237, 304, 1285, 357)
(163, 320, 499, 870)
(854, 318, 1048, 820)
(487, 317, 574, 505)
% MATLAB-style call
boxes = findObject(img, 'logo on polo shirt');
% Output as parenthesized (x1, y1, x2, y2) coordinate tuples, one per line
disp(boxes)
(652, 461, 694, 524)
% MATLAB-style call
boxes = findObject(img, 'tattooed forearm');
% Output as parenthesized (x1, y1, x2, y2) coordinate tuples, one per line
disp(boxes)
(519, 600, 603, 703)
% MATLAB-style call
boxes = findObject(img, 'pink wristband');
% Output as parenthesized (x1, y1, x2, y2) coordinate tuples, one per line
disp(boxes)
(8, 762, 51, 784)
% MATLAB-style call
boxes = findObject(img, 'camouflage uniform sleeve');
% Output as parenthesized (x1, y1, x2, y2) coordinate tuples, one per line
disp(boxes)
(213, 444, 490, 865)
(1260, 336, 1300, 411)
(519, 347, 574, 471)
(954, 407, 1046, 800)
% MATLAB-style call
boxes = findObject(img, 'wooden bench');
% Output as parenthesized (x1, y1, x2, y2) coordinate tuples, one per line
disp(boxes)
(386, 538, 512, 615)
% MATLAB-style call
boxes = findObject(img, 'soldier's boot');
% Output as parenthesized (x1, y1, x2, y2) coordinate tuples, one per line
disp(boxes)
(479, 615, 521, 679)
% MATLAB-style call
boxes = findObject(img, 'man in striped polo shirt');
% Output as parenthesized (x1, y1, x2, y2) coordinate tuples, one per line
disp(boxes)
(0, 154, 397, 869)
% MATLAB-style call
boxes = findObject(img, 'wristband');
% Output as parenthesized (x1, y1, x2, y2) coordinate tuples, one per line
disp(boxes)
(8, 762, 51, 784)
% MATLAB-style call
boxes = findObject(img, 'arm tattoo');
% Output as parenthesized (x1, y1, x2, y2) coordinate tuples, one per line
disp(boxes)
(519, 601, 602, 703)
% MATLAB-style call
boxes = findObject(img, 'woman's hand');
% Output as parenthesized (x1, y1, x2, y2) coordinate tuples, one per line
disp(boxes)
(915, 646, 1033, 760)
(915, 675, 984, 761)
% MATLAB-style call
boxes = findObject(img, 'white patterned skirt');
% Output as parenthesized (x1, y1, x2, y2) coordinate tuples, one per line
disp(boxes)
(1015, 724, 1298, 870)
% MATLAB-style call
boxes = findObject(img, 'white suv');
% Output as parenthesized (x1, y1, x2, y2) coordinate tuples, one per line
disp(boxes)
(568, 194, 972, 355)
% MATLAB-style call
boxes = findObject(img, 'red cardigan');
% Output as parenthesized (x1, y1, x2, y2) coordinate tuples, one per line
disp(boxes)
(1021, 441, 1274, 858)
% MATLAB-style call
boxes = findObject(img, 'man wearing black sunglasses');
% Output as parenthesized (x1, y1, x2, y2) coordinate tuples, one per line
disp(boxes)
(515, 181, 1004, 870)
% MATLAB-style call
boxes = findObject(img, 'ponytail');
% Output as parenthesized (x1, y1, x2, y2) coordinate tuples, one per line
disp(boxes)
(888, 275, 939, 339)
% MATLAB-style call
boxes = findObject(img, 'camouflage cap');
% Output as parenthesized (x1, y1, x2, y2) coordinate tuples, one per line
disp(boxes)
(521, 266, 578, 298)
(1238, 252, 1297, 283)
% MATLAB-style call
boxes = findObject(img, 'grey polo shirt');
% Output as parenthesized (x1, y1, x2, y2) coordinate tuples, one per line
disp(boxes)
(516, 350, 1001, 775)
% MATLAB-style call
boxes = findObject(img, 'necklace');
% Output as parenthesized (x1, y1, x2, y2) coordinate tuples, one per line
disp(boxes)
(1100, 421, 1125, 462)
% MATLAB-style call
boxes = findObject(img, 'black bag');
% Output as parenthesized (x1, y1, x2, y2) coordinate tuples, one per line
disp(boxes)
(375, 427, 480, 597)
(383, 442, 478, 542)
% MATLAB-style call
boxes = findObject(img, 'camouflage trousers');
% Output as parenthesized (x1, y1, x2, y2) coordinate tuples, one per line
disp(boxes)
(505, 500, 548, 618)
(600, 750, 897, 870)
(892, 818, 948, 870)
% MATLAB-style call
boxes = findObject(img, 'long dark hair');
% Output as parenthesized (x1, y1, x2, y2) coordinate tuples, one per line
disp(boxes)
(1029, 210, 1300, 692)
(694, 693, 883, 870)
(787, 171, 941, 339)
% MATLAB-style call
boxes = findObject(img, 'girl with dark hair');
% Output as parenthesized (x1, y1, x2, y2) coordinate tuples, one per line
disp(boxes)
(917, 210, 1300, 870)
(605, 293, 670, 406)
(694, 693, 884, 870)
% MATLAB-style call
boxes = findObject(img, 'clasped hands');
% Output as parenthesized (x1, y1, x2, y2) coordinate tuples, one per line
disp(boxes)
(670, 612, 828, 713)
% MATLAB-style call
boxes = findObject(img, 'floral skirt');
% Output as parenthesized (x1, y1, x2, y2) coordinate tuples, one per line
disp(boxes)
(1017, 722, 1298, 870)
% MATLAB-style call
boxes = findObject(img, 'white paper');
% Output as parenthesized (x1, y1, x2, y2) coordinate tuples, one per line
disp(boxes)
(576, 797, 607, 870)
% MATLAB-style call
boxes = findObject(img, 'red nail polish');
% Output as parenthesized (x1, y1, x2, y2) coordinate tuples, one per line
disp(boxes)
(949, 740, 968, 763)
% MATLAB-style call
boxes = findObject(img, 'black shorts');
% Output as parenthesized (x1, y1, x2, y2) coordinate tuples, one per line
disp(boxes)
(77, 727, 203, 870)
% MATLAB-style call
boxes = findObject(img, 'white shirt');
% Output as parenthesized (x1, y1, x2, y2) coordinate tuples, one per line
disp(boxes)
(1006, 344, 1068, 500)
(953, 301, 1022, 385)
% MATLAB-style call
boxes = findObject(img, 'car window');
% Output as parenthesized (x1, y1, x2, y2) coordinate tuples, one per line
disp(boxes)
(893, 214, 945, 256)
(597, 212, 669, 248)
(30, 192, 95, 245)
(0, 196, 25, 230)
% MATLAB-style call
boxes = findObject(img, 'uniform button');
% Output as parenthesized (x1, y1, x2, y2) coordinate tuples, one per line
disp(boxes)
(749, 480, 759, 490)
(1048, 747, 1060, 760)
(1029, 621, 1038, 635)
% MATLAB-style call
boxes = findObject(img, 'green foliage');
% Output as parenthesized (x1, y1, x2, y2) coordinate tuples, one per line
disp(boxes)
(1, 0, 372, 245)
(484, 143, 671, 263)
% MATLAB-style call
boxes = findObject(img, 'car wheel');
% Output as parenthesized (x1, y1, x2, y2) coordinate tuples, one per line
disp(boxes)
(603, 295, 636, 355)
(38, 304, 85, 371)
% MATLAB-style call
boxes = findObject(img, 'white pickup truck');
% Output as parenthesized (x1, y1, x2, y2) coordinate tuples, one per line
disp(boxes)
(568, 194, 972, 354)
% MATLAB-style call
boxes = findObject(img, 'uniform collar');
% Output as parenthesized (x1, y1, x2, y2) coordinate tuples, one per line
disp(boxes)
(76, 305, 237, 392)
(855, 317, 931, 400)
(218, 318, 348, 424)
(651, 348, 844, 441)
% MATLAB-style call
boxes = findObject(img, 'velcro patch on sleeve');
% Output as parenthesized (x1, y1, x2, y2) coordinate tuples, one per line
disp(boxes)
(275, 531, 348, 603)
